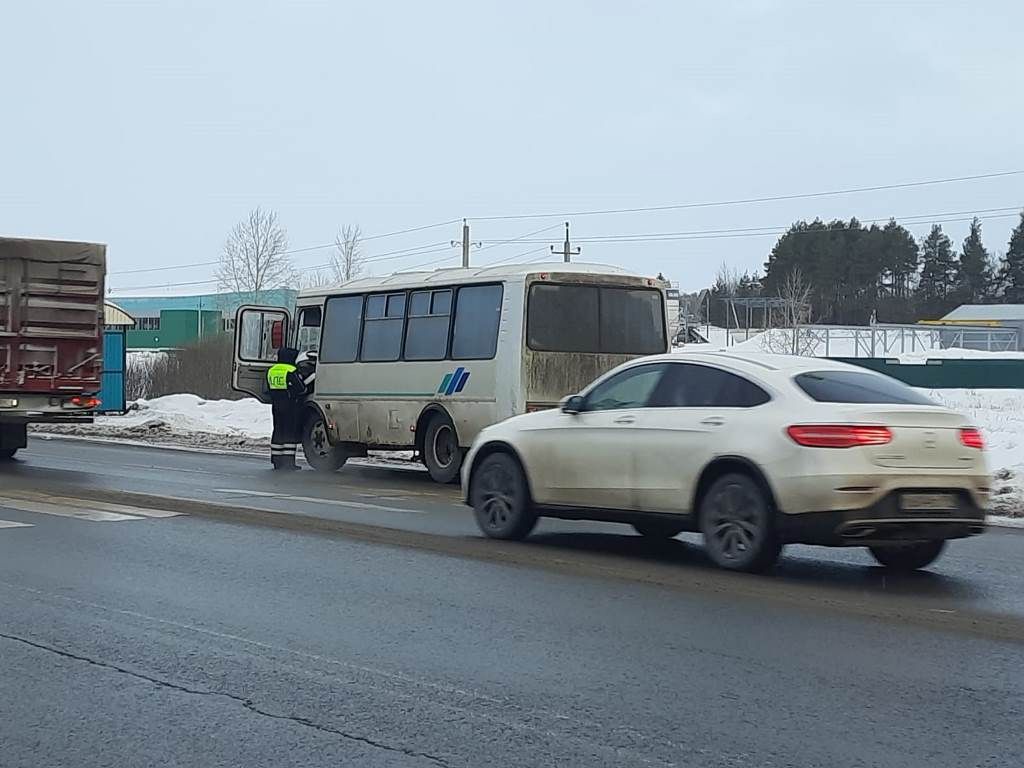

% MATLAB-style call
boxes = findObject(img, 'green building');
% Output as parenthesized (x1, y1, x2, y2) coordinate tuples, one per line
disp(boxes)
(114, 290, 298, 350)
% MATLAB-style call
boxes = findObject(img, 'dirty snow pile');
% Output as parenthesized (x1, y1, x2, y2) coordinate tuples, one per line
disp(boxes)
(35, 395, 274, 451)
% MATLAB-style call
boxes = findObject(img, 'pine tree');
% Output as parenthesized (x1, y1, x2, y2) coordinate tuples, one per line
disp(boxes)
(955, 217, 991, 303)
(878, 219, 919, 298)
(1003, 212, 1024, 303)
(917, 224, 957, 317)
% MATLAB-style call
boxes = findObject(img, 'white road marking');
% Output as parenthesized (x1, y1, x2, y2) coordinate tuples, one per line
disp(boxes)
(213, 488, 425, 515)
(0, 493, 182, 522)
(0, 520, 33, 529)
(0, 498, 142, 522)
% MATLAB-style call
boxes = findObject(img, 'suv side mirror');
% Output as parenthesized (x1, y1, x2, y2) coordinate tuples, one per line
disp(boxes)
(561, 394, 585, 414)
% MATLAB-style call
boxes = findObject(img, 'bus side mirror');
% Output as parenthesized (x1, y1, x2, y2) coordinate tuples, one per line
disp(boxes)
(561, 395, 584, 414)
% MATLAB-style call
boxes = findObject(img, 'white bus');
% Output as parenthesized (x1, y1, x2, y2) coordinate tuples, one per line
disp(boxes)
(232, 262, 668, 482)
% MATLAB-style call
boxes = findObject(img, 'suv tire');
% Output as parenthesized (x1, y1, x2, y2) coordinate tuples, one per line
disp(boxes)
(699, 472, 781, 572)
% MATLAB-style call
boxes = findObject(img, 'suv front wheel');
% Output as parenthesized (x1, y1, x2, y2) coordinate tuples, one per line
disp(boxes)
(471, 452, 537, 541)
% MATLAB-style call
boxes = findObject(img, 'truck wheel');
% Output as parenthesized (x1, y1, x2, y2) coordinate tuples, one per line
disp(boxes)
(423, 413, 462, 484)
(302, 413, 347, 472)
(0, 448, 17, 461)
(869, 541, 946, 572)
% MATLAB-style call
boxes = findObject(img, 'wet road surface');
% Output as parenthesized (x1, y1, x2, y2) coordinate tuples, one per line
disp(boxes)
(5, 436, 1024, 625)
(1, 494, 1021, 767)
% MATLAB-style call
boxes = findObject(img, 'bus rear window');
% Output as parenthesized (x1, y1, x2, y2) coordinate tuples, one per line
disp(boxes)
(527, 284, 665, 354)
(794, 371, 935, 405)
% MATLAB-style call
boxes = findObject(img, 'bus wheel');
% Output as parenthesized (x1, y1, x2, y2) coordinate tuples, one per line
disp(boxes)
(423, 413, 462, 484)
(302, 413, 347, 472)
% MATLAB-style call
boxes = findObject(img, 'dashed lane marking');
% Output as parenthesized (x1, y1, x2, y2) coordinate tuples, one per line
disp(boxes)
(0, 520, 33, 529)
(213, 488, 426, 515)
(0, 493, 183, 522)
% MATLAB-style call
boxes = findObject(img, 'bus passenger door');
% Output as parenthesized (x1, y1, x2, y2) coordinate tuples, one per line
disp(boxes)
(233, 305, 290, 403)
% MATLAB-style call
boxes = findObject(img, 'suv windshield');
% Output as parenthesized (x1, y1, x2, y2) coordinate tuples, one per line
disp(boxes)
(794, 370, 935, 405)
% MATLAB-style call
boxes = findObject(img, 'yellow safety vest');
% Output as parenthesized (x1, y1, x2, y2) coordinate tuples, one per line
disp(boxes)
(267, 363, 297, 391)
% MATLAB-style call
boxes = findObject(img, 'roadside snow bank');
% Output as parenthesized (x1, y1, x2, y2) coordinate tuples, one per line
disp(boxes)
(35, 395, 273, 451)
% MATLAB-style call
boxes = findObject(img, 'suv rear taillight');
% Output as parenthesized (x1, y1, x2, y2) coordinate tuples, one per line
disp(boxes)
(959, 427, 985, 450)
(787, 424, 892, 448)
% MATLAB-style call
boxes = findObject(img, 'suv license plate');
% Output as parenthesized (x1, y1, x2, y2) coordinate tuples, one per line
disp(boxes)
(901, 493, 958, 511)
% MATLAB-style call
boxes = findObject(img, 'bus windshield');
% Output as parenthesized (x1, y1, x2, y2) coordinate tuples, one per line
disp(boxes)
(526, 284, 666, 355)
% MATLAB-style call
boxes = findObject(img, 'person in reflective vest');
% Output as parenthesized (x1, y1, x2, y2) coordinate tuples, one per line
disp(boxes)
(266, 347, 306, 470)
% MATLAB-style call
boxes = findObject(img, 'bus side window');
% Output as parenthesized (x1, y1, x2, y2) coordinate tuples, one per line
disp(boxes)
(405, 289, 452, 360)
(361, 292, 406, 362)
(320, 296, 363, 363)
(451, 284, 503, 360)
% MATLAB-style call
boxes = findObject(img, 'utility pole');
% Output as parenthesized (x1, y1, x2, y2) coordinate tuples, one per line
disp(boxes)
(551, 222, 581, 263)
(451, 219, 480, 268)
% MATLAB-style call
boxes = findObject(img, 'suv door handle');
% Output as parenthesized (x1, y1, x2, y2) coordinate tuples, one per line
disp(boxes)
(613, 416, 636, 424)
(700, 416, 725, 427)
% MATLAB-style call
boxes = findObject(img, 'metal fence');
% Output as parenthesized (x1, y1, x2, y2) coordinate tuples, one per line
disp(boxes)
(747, 323, 1020, 357)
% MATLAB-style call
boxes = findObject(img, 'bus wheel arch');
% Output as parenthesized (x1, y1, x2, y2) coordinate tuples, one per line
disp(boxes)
(417, 406, 462, 484)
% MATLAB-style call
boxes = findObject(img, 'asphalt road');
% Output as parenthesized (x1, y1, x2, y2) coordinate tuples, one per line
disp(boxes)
(6, 436, 1024, 624)
(1, 493, 1022, 768)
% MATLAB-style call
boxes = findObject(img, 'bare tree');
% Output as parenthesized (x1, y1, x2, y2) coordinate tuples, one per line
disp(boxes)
(216, 207, 296, 301)
(330, 224, 364, 283)
(301, 269, 333, 290)
(763, 268, 816, 355)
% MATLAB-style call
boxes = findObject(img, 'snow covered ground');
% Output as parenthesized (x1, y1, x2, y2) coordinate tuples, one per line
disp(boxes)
(32, 390, 1024, 519)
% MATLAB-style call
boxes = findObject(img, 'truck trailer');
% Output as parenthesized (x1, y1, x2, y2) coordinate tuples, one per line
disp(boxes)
(0, 237, 106, 459)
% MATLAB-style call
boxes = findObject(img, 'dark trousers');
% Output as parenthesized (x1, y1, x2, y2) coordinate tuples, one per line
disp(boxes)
(270, 399, 301, 468)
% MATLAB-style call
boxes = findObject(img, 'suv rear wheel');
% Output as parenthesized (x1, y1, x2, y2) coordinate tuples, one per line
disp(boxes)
(699, 472, 781, 572)
(869, 541, 945, 571)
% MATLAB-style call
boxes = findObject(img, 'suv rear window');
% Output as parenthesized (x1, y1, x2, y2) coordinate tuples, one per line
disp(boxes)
(794, 371, 935, 405)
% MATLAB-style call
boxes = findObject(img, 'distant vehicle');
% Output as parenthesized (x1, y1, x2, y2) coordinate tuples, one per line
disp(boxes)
(232, 263, 669, 482)
(0, 237, 106, 460)
(462, 351, 989, 572)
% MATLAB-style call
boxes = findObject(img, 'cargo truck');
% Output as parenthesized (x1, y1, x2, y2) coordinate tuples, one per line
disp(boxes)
(0, 237, 106, 459)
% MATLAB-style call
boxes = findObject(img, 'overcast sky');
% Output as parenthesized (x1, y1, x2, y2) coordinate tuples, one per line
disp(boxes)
(2, 0, 1021, 294)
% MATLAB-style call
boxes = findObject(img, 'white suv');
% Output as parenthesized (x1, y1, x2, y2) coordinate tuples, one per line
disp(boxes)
(462, 351, 988, 572)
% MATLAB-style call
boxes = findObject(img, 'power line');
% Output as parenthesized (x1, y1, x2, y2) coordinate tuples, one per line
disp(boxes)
(484, 246, 551, 266)
(469, 170, 1024, 222)
(110, 217, 462, 276)
(474, 207, 1023, 246)
(110, 243, 455, 292)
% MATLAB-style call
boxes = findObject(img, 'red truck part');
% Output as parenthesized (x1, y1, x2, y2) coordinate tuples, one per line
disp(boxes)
(0, 237, 106, 458)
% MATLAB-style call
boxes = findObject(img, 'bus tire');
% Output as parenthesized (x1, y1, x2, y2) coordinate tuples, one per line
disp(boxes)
(423, 412, 462, 484)
(302, 412, 347, 472)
